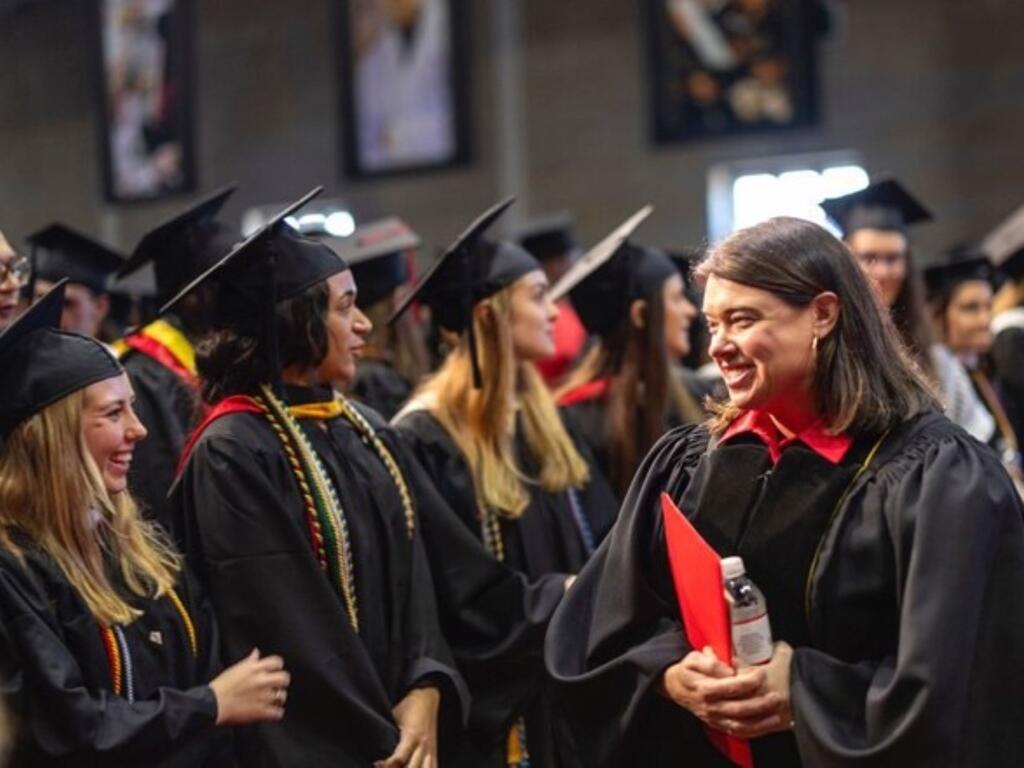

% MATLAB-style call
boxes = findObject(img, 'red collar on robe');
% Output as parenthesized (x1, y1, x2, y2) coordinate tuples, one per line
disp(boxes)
(720, 409, 853, 465)
(175, 395, 262, 477)
(120, 319, 198, 388)
(557, 377, 613, 407)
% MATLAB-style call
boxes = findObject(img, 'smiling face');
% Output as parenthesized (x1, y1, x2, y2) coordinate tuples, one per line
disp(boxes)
(662, 273, 697, 359)
(80, 373, 147, 495)
(846, 228, 909, 309)
(0, 231, 26, 330)
(703, 274, 838, 426)
(506, 269, 558, 362)
(943, 279, 994, 356)
(316, 270, 372, 387)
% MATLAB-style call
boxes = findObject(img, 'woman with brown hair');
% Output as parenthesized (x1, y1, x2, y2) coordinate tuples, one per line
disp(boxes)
(0, 283, 289, 767)
(393, 200, 617, 767)
(555, 209, 704, 498)
(546, 217, 1024, 766)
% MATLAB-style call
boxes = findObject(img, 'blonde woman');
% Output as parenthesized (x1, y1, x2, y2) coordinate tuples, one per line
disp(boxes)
(0, 283, 288, 767)
(393, 200, 617, 768)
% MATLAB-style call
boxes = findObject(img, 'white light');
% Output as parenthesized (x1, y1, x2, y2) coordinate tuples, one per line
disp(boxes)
(821, 166, 869, 199)
(325, 211, 356, 237)
(298, 213, 326, 231)
(284, 216, 300, 231)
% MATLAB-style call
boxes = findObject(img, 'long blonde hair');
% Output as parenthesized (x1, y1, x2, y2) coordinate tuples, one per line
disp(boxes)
(415, 286, 590, 518)
(0, 390, 181, 626)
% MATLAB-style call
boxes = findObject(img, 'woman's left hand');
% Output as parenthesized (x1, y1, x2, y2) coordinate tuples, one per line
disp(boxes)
(711, 641, 794, 740)
(374, 686, 441, 768)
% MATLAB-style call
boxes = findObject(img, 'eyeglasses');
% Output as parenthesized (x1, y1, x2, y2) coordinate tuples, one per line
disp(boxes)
(0, 256, 31, 287)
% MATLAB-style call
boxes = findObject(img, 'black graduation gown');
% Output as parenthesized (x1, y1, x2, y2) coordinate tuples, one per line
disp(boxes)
(0, 546, 227, 767)
(546, 411, 1024, 767)
(350, 358, 413, 422)
(395, 408, 618, 767)
(992, 326, 1024, 448)
(169, 386, 467, 767)
(121, 347, 198, 533)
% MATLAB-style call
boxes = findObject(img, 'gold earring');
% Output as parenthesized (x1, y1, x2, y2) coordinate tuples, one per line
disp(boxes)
(811, 335, 819, 352)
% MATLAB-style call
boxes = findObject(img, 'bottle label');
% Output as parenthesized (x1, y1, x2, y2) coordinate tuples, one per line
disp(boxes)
(732, 611, 773, 666)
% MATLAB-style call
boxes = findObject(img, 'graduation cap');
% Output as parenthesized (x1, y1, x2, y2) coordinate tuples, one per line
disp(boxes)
(27, 223, 125, 295)
(317, 217, 420, 309)
(117, 184, 239, 303)
(981, 203, 1024, 280)
(549, 206, 675, 336)
(515, 214, 581, 263)
(923, 245, 995, 302)
(160, 187, 347, 397)
(0, 279, 123, 438)
(820, 178, 933, 236)
(665, 246, 705, 291)
(390, 197, 539, 387)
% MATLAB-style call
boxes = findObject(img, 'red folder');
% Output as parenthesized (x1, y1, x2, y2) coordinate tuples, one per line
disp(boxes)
(660, 492, 754, 768)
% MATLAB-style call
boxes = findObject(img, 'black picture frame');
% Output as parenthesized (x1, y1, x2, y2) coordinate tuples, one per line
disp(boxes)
(644, 0, 818, 144)
(337, 0, 471, 179)
(93, 0, 197, 203)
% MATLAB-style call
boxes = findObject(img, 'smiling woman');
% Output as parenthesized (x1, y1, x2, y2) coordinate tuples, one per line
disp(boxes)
(546, 216, 1024, 767)
(0, 283, 290, 767)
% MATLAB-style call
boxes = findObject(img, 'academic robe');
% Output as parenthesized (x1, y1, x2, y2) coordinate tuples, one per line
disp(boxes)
(992, 320, 1024, 448)
(546, 410, 1024, 767)
(0, 544, 228, 767)
(169, 385, 467, 767)
(395, 407, 618, 767)
(121, 326, 199, 533)
(350, 358, 413, 422)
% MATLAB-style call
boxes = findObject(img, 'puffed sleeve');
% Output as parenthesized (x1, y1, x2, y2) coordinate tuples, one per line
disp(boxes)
(792, 425, 1024, 766)
(544, 425, 711, 764)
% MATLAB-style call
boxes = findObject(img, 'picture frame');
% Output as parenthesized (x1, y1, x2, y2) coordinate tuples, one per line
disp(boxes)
(337, 0, 472, 179)
(644, 0, 818, 144)
(93, 0, 197, 203)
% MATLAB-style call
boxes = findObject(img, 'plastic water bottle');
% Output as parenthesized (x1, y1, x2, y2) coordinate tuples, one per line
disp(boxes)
(722, 556, 773, 666)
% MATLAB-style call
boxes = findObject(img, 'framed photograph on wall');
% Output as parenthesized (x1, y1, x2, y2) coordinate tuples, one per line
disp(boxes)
(645, 0, 818, 144)
(94, 0, 196, 203)
(337, 0, 471, 179)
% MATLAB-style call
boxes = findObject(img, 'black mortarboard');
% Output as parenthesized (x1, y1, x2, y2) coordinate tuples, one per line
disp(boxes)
(981, 203, 1024, 281)
(117, 184, 239, 303)
(666, 246, 705, 291)
(161, 187, 346, 397)
(319, 217, 420, 309)
(820, 178, 933, 236)
(923, 246, 995, 301)
(516, 215, 580, 263)
(0, 280, 123, 438)
(390, 197, 538, 386)
(550, 206, 675, 336)
(27, 224, 125, 294)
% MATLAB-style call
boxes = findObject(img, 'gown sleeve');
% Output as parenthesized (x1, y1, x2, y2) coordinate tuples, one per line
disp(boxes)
(0, 556, 217, 761)
(544, 425, 709, 764)
(792, 426, 1024, 766)
(171, 430, 402, 764)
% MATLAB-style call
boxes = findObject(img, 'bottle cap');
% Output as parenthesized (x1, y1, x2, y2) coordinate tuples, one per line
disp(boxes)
(721, 556, 746, 580)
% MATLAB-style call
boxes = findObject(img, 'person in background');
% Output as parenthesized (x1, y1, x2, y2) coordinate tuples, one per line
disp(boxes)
(555, 208, 704, 499)
(0, 283, 289, 767)
(321, 217, 430, 420)
(924, 249, 1022, 489)
(981, 202, 1024, 449)
(168, 190, 467, 767)
(0, 229, 29, 331)
(113, 185, 238, 532)
(821, 178, 936, 375)
(393, 199, 617, 768)
(546, 216, 1024, 767)
(26, 223, 126, 342)
(516, 215, 588, 387)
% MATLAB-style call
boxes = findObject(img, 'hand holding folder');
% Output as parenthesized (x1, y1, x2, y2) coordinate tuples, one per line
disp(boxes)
(660, 492, 754, 768)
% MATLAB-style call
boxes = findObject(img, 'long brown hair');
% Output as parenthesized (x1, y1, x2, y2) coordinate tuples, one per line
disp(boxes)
(361, 292, 430, 386)
(409, 285, 590, 518)
(696, 217, 940, 436)
(558, 285, 703, 496)
(0, 390, 181, 626)
(886, 247, 936, 378)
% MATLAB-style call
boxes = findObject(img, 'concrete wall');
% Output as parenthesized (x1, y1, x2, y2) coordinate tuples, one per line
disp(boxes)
(3, 0, 1023, 265)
